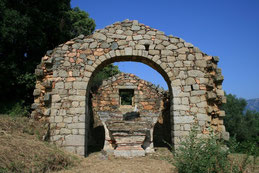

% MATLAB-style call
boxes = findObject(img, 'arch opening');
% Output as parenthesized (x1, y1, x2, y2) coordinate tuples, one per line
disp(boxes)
(88, 56, 172, 93)
(85, 56, 173, 156)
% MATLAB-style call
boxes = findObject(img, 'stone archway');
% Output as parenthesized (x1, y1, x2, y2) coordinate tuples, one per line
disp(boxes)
(85, 57, 173, 156)
(32, 19, 228, 156)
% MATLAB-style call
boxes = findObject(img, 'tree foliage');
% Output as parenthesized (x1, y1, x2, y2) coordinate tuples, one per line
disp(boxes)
(0, 0, 95, 113)
(66, 7, 95, 37)
(91, 64, 120, 91)
(222, 94, 259, 154)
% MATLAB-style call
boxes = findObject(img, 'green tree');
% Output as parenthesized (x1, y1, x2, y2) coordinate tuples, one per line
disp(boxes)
(0, 0, 95, 114)
(66, 7, 95, 37)
(221, 94, 247, 142)
(91, 64, 120, 91)
(222, 94, 259, 154)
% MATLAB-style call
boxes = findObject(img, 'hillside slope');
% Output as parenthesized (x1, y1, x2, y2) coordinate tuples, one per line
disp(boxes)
(246, 98, 259, 112)
(0, 115, 78, 172)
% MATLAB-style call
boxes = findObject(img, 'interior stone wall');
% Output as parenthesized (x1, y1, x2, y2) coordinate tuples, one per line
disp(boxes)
(91, 72, 165, 117)
(31, 19, 229, 156)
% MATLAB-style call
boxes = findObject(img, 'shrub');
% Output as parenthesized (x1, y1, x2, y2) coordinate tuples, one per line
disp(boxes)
(227, 137, 258, 157)
(0, 100, 30, 117)
(171, 128, 253, 173)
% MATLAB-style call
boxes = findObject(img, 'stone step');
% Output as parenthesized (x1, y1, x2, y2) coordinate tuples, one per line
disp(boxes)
(112, 132, 146, 136)
(116, 146, 143, 150)
(114, 149, 145, 157)
(114, 136, 145, 147)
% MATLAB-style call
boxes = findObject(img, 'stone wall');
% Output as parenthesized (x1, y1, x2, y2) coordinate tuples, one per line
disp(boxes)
(91, 72, 166, 118)
(31, 19, 229, 156)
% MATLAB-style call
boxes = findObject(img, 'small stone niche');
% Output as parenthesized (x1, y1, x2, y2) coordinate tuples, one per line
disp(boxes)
(119, 89, 134, 106)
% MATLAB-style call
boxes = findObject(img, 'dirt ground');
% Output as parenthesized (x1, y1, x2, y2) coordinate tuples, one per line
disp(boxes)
(56, 148, 176, 173)
(56, 149, 259, 173)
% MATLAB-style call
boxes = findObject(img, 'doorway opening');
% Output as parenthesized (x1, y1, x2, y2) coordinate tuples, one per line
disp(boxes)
(86, 59, 172, 155)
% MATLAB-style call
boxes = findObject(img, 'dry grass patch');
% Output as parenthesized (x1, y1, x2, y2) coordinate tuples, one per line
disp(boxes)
(55, 148, 175, 173)
(0, 115, 79, 173)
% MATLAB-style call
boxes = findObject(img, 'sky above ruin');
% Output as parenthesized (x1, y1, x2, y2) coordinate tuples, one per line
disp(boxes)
(71, 0, 259, 99)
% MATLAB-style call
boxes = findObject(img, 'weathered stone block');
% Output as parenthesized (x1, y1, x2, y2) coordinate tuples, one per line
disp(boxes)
(221, 131, 229, 141)
(184, 42, 193, 48)
(58, 70, 68, 77)
(195, 53, 203, 59)
(173, 116, 194, 124)
(52, 95, 61, 103)
(125, 47, 132, 55)
(93, 33, 106, 40)
(161, 50, 173, 56)
(68, 95, 85, 101)
(133, 35, 143, 40)
(191, 90, 206, 96)
(176, 47, 188, 54)
(197, 101, 207, 108)
(182, 97, 189, 105)
(174, 105, 190, 111)
(64, 117, 73, 123)
(55, 116, 63, 123)
(65, 135, 84, 146)
(60, 128, 71, 135)
(166, 44, 177, 50)
(67, 123, 85, 129)
(33, 89, 41, 96)
(197, 114, 209, 121)
(135, 44, 145, 50)
(187, 70, 205, 77)
(114, 150, 145, 157)
(73, 82, 87, 90)
(207, 91, 216, 100)
(72, 43, 81, 49)
(156, 34, 168, 40)
(195, 60, 207, 67)
(172, 79, 181, 86)
(186, 77, 195, 85)
(55, 82, 64, 89)
(69, 107, 85, 114)
(216, 89, 224, 96)
(219, 111, 225, 117)
(76, 147, 85, 156)
(131, 25, 140, 31)
(148, 50, 160, 55)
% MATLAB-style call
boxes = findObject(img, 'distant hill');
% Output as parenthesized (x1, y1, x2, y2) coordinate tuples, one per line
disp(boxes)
(246, 98, 259, 112)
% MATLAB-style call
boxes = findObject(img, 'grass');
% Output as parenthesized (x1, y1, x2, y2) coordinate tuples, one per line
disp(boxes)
(0, 115, 79, 173)
(55, 149, 175, 173)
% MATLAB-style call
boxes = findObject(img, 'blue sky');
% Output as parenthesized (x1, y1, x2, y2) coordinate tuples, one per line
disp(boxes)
(71, 0, 259, 99)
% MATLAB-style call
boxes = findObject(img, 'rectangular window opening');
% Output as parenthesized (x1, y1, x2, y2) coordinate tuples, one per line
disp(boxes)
(119, 89, 134, 105)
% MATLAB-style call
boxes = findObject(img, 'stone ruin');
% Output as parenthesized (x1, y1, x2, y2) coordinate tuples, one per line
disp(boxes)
(90, 73, 169, 157)
(31, 19, 229, 156)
